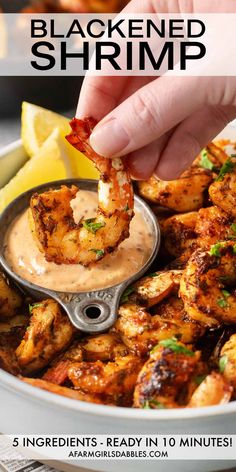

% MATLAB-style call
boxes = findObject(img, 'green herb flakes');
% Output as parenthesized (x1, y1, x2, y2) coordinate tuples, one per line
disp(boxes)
(29, 303, 43, 314)
(199, 149, 214, 171)
(216, 158, 236, 181)
(219, 355, 228, 373)
(143, 399, 165, 409)
(158, 337, 195, 356)
(121, 286, 135, 303)
(90, 249, 105, 259)
(83, 218, 105, 234)
(194, 374, 207, 386)
(217, 298, 228, 309)
(209, 243, 222, 257)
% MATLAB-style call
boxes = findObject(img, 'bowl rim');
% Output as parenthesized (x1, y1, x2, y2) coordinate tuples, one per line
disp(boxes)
(1, 368, 236, 421)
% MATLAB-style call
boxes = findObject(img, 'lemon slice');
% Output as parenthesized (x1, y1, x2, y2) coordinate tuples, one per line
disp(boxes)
(21, 101, 70, 157)
(0, 129, 72, 213)
(21, 101, 99, 180)
(60, 134, 99, 180)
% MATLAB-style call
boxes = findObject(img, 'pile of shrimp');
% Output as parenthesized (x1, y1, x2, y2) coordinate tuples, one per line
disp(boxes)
(0, 138, 236, 410)
(20, 0, 127, 13)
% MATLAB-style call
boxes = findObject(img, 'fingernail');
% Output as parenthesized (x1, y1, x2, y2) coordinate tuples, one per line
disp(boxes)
(90, 118, 130, 157)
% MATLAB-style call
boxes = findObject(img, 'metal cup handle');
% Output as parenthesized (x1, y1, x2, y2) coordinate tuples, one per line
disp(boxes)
(52, 284, 125, 333)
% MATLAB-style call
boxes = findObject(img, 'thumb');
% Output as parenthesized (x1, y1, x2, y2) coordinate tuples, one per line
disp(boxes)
(89, 76, 211, 158)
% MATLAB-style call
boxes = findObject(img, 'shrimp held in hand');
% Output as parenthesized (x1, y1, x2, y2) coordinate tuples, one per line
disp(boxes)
(29, 117, 134, 266)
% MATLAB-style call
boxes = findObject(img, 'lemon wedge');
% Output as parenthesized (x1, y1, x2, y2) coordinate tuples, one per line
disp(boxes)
(0, 129, 73, 213)
(21, 101, 71, 157)
(21, 101, 99, 180)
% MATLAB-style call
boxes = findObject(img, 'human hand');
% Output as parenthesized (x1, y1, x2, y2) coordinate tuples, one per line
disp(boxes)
(77, 0, 236, 180)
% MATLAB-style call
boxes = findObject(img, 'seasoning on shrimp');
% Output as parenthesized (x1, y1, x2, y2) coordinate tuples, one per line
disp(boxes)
(29, 117, 134, 266)
(179, 241, 236, 328)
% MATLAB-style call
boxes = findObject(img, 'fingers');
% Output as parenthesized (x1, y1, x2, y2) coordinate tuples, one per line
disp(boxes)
(77, 76, 128, 120)
(77, 76, 152, 121)
(89, 76, 209, 157)
(126, 130, 173, 180)
(155, 105, 236, 180)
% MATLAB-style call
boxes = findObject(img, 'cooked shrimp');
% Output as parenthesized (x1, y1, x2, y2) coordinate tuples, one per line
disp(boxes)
(133, 339, 200, 409)
(0, 271, 22, 318)
(30, 118, 133, 266)
(43, 333, 128, 385)
(0, 347, 20, 375)
(195, 206, 234, 249)
(43, 341, 83, 385)
(114, 297, 203, 357)
(214, 139, 236, 157)
(209, 159, 236, 218)
(80, 333, 128, 361)
(162, 212, 198, 258)
(22, 377, 109, 404)
(68, 355, 143, 405)
(138, 166, 213, 213)
(180, 241, 236, 328)
(114, 270, 203, 356)
(16, 299, 74, 375)
(220, 334, 236, 390)
(0, 314, 29, 357)
(195, 142, 228, 168)
(188, 372, 232, 407)
(58, 0, 121, 13)
(132, 270, 182, 307)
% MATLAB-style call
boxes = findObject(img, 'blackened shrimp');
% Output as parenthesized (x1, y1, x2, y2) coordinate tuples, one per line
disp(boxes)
(179, 241, 236, 328)
(209, 159, 236, 218)
(188, 372, 232, 407)
(68, 355, 144, 406)
(29, 118, 134, 266)
(133, 339, 201, 409)
(15, 299, 74, 375)
(162, 212, 198, 258)
(220, 334, 236, 391)
(138, 166, 213, 213)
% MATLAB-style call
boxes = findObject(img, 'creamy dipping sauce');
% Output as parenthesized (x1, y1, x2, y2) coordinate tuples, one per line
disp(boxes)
(5, 191, 153, 292)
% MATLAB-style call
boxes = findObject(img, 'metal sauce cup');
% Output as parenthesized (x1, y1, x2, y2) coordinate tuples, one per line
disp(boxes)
(0, 179, 160, 333)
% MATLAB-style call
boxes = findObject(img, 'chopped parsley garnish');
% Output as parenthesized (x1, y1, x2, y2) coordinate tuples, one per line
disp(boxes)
(216, 158, 236, 181)
(217, 290, 230, 308)
(217, 298, 228, 309)
(219, 275, 230, 282)
(124, 204, 129, 212)
(90, 249, 105, 259)
(228, 223, 236, 240)
(233, 244, 236, 254)
(194, 374, 207, 385)
(143, 400, 165, 409)
(121, 286, 135, 303)
(209, 243, 222, 257)
(147, 272, 159, 278)
(29, 303, 43, 314)
(152, 337, 195, 356)
(219, 355, 228, 373)
(199, 149, 215, 171)
(231, 223, 236, 234)
(83, 218, 105, 234)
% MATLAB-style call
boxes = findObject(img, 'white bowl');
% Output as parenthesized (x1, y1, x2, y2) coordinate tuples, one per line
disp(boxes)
(0, 129, 236, 472)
